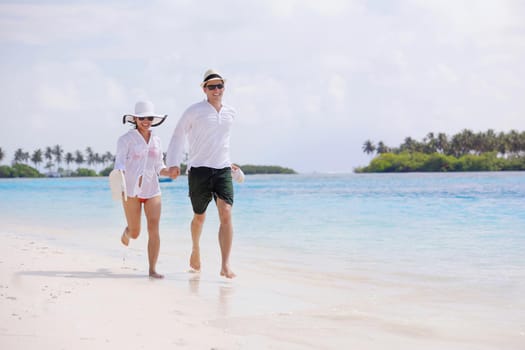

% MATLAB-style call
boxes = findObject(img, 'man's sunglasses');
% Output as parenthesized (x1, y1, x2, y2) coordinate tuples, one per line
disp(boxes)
(137, 116, 155, 121)
(206, 83, 224, 90)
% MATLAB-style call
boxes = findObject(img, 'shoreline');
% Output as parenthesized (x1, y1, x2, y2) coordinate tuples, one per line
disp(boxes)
(1, 230, 524, 349)
(1, 169, 525, 180)
(1, 231, 247, 349)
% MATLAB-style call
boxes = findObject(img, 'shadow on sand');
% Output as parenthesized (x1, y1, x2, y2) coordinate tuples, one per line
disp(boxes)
(16, 268, 146, 279)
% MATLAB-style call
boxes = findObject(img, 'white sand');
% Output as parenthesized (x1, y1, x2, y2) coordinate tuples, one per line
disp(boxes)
(1, 231, 523, 350)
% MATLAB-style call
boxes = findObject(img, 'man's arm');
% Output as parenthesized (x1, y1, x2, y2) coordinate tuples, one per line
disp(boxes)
(166, 108, 192, 179)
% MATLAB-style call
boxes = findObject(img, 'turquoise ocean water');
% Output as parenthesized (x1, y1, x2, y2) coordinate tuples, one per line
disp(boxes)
(1, 172, 524, 293)
(2, 172, 524, 348)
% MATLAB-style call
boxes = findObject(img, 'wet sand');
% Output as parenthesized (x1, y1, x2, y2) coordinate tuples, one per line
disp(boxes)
(1, 231, 523, 349)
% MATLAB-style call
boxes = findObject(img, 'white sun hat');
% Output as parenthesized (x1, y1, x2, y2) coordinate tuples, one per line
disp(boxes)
(200, 68, 227, 87)
(122, 100, 167, 127)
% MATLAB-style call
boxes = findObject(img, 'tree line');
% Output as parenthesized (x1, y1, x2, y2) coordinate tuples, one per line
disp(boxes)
(358, 129, 525, 172)
(5, 145, 113, 172)
(0, 145, 115, 177)
(0, 145, 297, 177)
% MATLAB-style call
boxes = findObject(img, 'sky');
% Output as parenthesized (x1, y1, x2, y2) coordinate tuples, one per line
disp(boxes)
(1, 0, 524, 173)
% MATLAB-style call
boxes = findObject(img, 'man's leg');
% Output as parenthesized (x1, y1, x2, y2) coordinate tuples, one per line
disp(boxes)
(217, 198, 236, 278)
(190, 213, 206, 271)
(187, 167, 211, 272)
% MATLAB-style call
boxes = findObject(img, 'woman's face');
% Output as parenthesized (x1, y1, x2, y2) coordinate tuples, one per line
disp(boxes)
(134, 116, 153, 132)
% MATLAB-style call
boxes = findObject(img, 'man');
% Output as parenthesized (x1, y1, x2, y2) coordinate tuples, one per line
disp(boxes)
(166, 69, 237, 278)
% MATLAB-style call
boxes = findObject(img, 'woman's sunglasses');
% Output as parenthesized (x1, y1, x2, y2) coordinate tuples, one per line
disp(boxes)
(137, 116, 155, 121)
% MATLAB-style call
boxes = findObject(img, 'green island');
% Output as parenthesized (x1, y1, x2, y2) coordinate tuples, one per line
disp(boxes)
(0, 146, 296, 178)
(356, 129, 525, 173)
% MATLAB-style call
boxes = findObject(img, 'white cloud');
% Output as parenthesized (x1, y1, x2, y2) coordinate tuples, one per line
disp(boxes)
(1, 0, 524, 172)
(328, 74, 346, 105)
(267, 0, 362, 17)
(413, 0, 519, 34)
(0, 3, 129, 45)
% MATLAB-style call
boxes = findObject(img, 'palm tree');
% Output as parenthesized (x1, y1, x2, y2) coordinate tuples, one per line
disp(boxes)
(472, 130, 496, 155)
(496, 132, 509, 157)
(53, 144, 64, 170)
(519, 131, 525, 155)
(0, 147, 4, 164)
(449, 134, 462, 157)
(65, 152, 74, 170)
(484, 129, 497, 153)
(376, 141, 390, 154)
(449, 129, 474, 157)
(400, 137, 417, 153)
(75, 150, 85, 168)
(94, 152, 103, 171)
(436, 133, 449, 154)
(508, 129, 521, 156)
(461, 129, 475, 154)
(13, 148, 28, 164)
(85, 147, 95, 168)
(44, 161, 54, 172)
(103, 151, 114, 168)
(31, 149, 43, 170)
(44, 146, 54, 168)
(423, 132, 437, 154)
(362, 140, 376, 155)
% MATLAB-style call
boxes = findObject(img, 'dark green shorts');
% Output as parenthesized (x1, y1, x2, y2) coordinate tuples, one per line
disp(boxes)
(188, 166, 234, 214)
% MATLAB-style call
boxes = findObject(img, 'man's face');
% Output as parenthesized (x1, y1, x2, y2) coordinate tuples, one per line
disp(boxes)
(203, 80, 225, 101)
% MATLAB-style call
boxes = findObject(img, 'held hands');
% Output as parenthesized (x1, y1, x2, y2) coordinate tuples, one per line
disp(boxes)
(159, 168, 171, 177)
(168, 166, 181, 179)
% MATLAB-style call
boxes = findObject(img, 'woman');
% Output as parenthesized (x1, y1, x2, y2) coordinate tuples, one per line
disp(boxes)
(114, 100, 169, 279)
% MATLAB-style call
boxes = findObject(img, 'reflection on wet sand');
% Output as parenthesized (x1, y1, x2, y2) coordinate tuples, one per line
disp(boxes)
(188, 273, 200, 294)
(218, 284, 234, 316)
(187, 273, 235, 317)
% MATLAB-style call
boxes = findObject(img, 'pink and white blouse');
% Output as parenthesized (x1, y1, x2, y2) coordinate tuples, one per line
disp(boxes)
(114, 129, 166, 199)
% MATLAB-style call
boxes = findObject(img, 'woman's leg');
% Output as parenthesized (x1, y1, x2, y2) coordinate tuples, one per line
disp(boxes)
(143, 195, 163, 278)
(121, 196, 142, 245)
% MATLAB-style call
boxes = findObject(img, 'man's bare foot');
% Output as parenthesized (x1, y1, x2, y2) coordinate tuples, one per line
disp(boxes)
(121, 227, 130, 246)
(220, 265, 236, 279)
(149, 271, 164, 279)
(189, 249, 201, 272)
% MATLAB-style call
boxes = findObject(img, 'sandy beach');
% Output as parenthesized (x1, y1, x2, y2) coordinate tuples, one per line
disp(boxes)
(1, 228, 523, 350)
(0, 231, 246, 349)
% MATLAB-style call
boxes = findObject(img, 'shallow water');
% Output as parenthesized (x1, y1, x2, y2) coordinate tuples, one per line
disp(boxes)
(2, 172, 524, 348)
(1, 172, 524, 274)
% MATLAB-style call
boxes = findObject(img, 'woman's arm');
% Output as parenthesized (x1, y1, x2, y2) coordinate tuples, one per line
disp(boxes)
(114, 135, 128, 171)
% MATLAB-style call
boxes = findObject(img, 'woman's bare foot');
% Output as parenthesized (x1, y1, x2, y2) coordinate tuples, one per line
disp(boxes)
(220, 264, 236, 279)
(189, 248, 201, 272)
(121, 227, 130, 246)
(149, 271, 164, 279)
